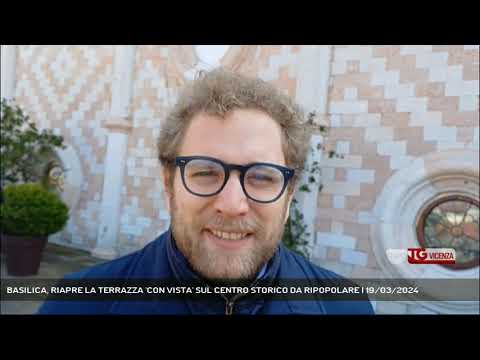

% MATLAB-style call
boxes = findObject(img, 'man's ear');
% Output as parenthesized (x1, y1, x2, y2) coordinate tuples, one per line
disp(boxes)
(161, 166, 173, 213)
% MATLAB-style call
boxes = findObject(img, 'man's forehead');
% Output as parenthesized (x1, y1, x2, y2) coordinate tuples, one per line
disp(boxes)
(179, 109, 286, 164)
(188, 108, 280, 129)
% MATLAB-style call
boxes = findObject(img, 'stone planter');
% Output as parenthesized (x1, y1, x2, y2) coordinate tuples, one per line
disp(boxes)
(3, 234, 47, 276)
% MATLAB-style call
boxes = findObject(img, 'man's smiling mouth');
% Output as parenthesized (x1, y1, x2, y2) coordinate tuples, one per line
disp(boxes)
(203, 228, 254, 249)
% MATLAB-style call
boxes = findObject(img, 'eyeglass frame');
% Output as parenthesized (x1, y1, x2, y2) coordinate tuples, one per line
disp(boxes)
(174, 155, 295, 204)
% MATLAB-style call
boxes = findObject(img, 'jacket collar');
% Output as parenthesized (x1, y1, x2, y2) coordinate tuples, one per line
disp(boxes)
(165, 227, 284, 314)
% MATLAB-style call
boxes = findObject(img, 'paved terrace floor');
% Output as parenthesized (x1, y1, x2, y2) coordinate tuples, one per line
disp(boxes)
(1, 243, 106, 315)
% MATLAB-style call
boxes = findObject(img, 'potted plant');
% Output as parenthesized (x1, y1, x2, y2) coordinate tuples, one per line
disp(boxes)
(0, 183, 69, 276)
(1, 99, 66, 254)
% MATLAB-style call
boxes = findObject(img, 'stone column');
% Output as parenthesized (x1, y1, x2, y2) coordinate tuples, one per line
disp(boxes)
(1, 45, 18, 102)
(294, 45, 333, 252)
(92, 45, 136, 259)
(296, 45, 332, 114)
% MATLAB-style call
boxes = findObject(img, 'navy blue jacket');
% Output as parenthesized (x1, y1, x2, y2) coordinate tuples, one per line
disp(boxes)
(37, 229, 374, 315)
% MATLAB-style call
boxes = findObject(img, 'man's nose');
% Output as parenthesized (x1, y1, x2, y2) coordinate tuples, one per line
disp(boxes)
(213, 172, 249, 217)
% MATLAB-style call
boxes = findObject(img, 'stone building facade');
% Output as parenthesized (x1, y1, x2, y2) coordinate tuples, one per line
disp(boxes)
(1, 45, 478, 314)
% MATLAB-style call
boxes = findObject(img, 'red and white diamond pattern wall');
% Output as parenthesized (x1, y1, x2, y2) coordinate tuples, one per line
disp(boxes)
(119, 45, 175, 254)
(316, 45, 479, 283)
(14, 45, 114, 249)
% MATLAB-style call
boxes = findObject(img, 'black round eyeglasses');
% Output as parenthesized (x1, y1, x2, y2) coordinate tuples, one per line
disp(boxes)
(175, 156, 295, 204)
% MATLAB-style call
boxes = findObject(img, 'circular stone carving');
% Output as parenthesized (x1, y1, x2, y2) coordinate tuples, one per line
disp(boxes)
(371, 150, 479, 313)
(416, 195, 479, 270)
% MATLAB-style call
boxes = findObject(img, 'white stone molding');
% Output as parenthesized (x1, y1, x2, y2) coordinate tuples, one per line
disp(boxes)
(1, 45, 17, 101)
(93, 46, 136, 259)
(295, 45, 332, 114)
(111, 46, 137, 120)
(293, 135, 323, 254)
(294, 46, 332, 252)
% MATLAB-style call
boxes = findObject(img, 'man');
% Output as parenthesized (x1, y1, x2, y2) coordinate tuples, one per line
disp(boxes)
(38, 69, 374, 315)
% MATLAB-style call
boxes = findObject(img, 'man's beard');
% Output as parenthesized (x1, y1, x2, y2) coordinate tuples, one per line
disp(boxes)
(169, 193, 288, 281)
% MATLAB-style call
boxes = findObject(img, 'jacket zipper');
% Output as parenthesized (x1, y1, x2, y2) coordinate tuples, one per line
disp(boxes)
(225, 300, 234, 315)
(206, 276, 265, 315)
(222, 279, 262, 315)
(222, 292, 244, 315)
(198, 282, 238, 315)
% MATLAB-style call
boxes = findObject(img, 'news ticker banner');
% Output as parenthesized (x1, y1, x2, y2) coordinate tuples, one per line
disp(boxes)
(1, 278, 478, 302)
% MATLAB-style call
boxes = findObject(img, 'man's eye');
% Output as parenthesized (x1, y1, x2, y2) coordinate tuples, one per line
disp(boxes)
(248, 174, 274, 182)
(191, 170, 218, 177)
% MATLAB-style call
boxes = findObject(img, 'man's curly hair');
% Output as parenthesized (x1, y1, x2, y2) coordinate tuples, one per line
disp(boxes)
(157, 68, 310, 190)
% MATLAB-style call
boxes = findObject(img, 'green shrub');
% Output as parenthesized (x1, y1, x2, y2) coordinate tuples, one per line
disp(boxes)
(0, 99, 65, 187)
(0, 183, 69, 237)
